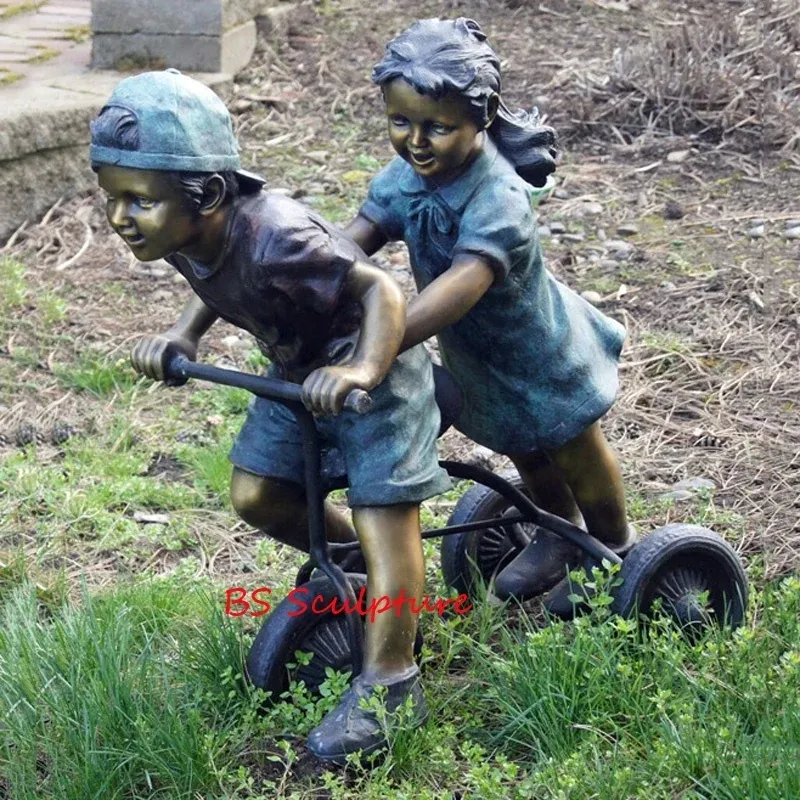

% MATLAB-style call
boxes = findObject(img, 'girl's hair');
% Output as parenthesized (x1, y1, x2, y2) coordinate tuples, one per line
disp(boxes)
(372, 18, 558, 187)
(89, 105, 242, 209)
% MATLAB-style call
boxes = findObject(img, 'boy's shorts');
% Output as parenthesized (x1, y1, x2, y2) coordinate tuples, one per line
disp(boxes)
(229, 345, 451, 507)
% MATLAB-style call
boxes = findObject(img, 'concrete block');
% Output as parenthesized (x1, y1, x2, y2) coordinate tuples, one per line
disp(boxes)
(91, 21, 256, 74)
(220, 20, 257, 75)
(91, 0, 222, 36)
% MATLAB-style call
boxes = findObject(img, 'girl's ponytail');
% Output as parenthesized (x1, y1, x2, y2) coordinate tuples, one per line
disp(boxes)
(490, 102, 558, 188)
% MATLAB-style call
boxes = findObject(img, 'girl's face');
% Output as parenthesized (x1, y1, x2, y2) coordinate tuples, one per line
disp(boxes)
(384, 79, 484, 182)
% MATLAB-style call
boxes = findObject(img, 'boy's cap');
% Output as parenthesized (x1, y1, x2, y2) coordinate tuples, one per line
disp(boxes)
(90, 68, 265, 189)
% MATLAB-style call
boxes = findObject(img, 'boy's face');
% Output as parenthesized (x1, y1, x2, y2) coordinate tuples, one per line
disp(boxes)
(97, 166, 202, 262)
(384, 78, 483, 182)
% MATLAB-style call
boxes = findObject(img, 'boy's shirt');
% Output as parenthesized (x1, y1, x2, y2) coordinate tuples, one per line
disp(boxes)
(166, 191, 364, 382)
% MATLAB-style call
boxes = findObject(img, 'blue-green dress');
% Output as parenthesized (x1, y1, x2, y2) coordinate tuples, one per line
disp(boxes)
(359, 136, 626, 454)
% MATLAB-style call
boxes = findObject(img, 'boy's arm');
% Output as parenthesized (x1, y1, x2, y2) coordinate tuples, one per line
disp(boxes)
(131, 295, 219, 381)
(301, 261, 405, 416)
(400, 254, 494, 352)
(344, 214, 388, 257)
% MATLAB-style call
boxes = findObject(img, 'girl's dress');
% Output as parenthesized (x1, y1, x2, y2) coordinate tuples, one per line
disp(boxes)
(359, 136, 626, 455)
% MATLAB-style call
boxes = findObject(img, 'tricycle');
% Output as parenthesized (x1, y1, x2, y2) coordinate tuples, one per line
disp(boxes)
(164, 353, 749, 700)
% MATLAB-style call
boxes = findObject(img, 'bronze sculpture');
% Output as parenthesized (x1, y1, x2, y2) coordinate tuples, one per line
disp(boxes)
(90, 68, 449, 763)
(347, 18, 637, 611)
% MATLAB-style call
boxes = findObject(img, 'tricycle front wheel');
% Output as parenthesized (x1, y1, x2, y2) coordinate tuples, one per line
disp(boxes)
(612, 524, 748, 633)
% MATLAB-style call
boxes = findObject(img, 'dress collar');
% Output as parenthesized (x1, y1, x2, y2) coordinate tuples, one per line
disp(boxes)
(398, 134, 499, 214)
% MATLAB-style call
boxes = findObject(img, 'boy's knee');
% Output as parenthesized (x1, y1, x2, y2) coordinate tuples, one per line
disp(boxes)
(230, 468, 304, 533)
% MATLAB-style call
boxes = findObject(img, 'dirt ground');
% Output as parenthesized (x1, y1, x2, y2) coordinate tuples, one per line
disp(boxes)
(1, 0, 799, 584)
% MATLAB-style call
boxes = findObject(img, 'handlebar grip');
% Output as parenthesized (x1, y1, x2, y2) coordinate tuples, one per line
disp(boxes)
(344, 389, 372, 414)
(163, 347, 189, 387)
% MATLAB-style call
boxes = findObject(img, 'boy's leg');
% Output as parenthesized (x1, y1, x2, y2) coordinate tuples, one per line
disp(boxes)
(352, 503, 424, 680)
(230, 467, 357, 551)
(307, 502, 427, 763)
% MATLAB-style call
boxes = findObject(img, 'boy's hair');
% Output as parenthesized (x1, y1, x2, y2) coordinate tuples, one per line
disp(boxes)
(372, 18, 558, 187)
(90, 104, 249, 209)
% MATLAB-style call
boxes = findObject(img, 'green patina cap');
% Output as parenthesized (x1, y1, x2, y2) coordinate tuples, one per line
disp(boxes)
(90, 68, 264, 188)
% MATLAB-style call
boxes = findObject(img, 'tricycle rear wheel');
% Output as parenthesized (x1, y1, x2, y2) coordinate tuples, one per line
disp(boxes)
(441, 470, 535, 597)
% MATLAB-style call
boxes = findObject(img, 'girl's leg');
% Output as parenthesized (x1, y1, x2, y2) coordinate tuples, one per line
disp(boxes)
(230, 467, 357, 551)
(509, 449, 583, 527)
(546, 421, 629, 546)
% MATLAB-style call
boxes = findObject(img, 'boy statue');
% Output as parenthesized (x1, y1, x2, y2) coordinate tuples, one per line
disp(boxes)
(89, 69, 450, 764)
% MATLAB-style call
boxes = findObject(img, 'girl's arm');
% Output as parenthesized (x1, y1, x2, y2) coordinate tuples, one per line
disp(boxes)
(400, 254, 494, 352)
(345, 214, 388, 257)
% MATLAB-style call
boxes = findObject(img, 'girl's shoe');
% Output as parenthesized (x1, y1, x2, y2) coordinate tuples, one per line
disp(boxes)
(543, 525, 638, 619)
(493, 528, 583, 601)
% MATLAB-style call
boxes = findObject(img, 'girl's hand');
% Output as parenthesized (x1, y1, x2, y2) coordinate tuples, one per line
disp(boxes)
(301, 364, 378, 416)
(131, 333, 198, 382)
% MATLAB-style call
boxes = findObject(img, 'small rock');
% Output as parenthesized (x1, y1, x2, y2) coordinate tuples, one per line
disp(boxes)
(465, 445, 494, 469)
(784, 227, 800, 240)
(271, 187, 292, 196)
(749, 218, 766, 226)
(616, 222, 640, 237)
(133, 511, 170, 525)
(583, 202, 603, 216)
(658, 489, 694, 502)
(666, 149, 691, 163)
(748, 291, 765, 312)
(306, 182, 326, 195)
(537, 225, 552, 239)
(550, 221, 566, 234)
(661, 280, 677, 290)
(563, 232, 585, 243)
(596, 228, 607, 240)
(600, 259, 619, 269)
(784, 219, 800, 229)
(606, 240, 633, 260)
(205, 414, 224, 427)
(674, 477, 717, 491)
(581, 290, 603, 306)
(747, 225, 765, 239)
(230, 99, 253, 114)
(663, 200, 684, 220)
(306, 150, 328, 163)
(553, 188, 569, 200)
(588, 253, 600, 263)
(221, 335, 248, 351)
(172, 273, 187, 284)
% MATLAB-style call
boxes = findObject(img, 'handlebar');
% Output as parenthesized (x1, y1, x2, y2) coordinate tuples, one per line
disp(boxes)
(163, 351, 373, 415)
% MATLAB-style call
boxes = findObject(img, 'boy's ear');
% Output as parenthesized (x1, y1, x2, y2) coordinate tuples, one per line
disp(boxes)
(199, 174, 227, 216)
(485, 92, 499, 128)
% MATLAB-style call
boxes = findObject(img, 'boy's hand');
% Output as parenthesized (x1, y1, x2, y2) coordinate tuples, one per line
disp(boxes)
(301, 364, 378, 416)
(131, 333, 198, 383)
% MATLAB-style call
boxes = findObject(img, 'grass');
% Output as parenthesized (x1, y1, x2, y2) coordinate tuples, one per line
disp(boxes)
(0, 568, 797, 798)
(0, 0, 45, 19)
(0, 68, 23, 86)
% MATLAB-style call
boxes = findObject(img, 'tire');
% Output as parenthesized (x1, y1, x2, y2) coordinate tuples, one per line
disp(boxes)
(246, 574, 423, 700)
(612, 524, 749, 632)
(441, 470, 535, 597)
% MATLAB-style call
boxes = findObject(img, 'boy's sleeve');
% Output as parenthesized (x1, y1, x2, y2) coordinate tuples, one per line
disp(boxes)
(357, 159, 405, 242)
(258, 221, 356, 317)
(452, 182, 534, 283)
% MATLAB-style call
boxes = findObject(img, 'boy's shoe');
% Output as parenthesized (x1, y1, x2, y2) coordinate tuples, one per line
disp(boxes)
(543, 525, 638, 620)
(493, 528, 583, 601)
(306, 666, 427, 765)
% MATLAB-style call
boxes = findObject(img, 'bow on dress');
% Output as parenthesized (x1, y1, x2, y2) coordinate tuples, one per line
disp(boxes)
(407, 191, 457, 261)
